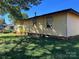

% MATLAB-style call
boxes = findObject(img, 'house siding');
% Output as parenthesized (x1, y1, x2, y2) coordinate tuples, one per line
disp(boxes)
(30, 17, 45, 34)
(15, 12, 67, 36)
(67, 12, 79, 36)
(15, 20, 33, 34)
(30, 12, 67, 36)
(52, 13, 67, 36)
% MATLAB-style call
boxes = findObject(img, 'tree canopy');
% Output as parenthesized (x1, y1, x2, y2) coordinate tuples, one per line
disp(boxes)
(0, 0, 42, 19)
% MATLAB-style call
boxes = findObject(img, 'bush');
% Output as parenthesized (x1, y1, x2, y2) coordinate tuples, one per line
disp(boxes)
(3, 29, 13, 33)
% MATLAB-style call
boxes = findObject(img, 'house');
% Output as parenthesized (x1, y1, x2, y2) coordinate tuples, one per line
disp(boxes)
(3, 24, 14, 33)
(15, 8, 79, 37)
(0, 19, 6, 32)
(0, 19, 14, 33)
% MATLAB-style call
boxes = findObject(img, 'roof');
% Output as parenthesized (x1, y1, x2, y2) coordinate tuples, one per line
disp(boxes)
(28, 8, 79, 20)
(18, 8, 79, 21)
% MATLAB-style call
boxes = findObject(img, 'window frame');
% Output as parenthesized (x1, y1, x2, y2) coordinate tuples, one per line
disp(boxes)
(46, 16, 53, 28)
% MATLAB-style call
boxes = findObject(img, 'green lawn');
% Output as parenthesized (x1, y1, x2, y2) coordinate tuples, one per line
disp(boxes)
(0, 33, 26, 37)
(0, 35, 79, 59)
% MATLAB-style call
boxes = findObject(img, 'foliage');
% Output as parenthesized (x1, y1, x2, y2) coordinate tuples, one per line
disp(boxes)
(3, 29, 13, 33)
(0, 0, 42, 19)
(8, 12, 29, 23)
(22, 13, 28, 19)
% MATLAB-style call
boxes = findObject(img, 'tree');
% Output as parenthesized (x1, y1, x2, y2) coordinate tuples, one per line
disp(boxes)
(0, 0, 42, 19)
(21, 13, 28, 19)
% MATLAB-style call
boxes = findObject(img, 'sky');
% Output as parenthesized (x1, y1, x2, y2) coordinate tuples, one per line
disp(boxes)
(26, 0, 79, 17)
(2, 0, 79, 24)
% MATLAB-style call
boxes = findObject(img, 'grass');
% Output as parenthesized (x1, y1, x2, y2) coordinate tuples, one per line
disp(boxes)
(0, 34, 79, 59)
(0, 33, 16, 36)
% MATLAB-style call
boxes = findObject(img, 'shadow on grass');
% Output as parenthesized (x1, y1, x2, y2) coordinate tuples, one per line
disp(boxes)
(0, 36, 79, 59)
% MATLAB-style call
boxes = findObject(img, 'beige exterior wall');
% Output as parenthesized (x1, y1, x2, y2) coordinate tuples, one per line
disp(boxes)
(15, 12, 67, 36)
(46, 13, 67, 36)
(29, 17, 45, 34)
(15, 20, 33, 34)
(67, 12, 79, 36)
(51, 13, 67, 36)
(30, 12, 67, 36)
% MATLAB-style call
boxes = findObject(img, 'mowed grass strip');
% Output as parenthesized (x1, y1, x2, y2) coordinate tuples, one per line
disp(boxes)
(0, 33, 26, 38)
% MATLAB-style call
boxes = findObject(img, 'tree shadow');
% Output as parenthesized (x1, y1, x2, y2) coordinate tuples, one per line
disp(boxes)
(0, 36, 79, 59)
